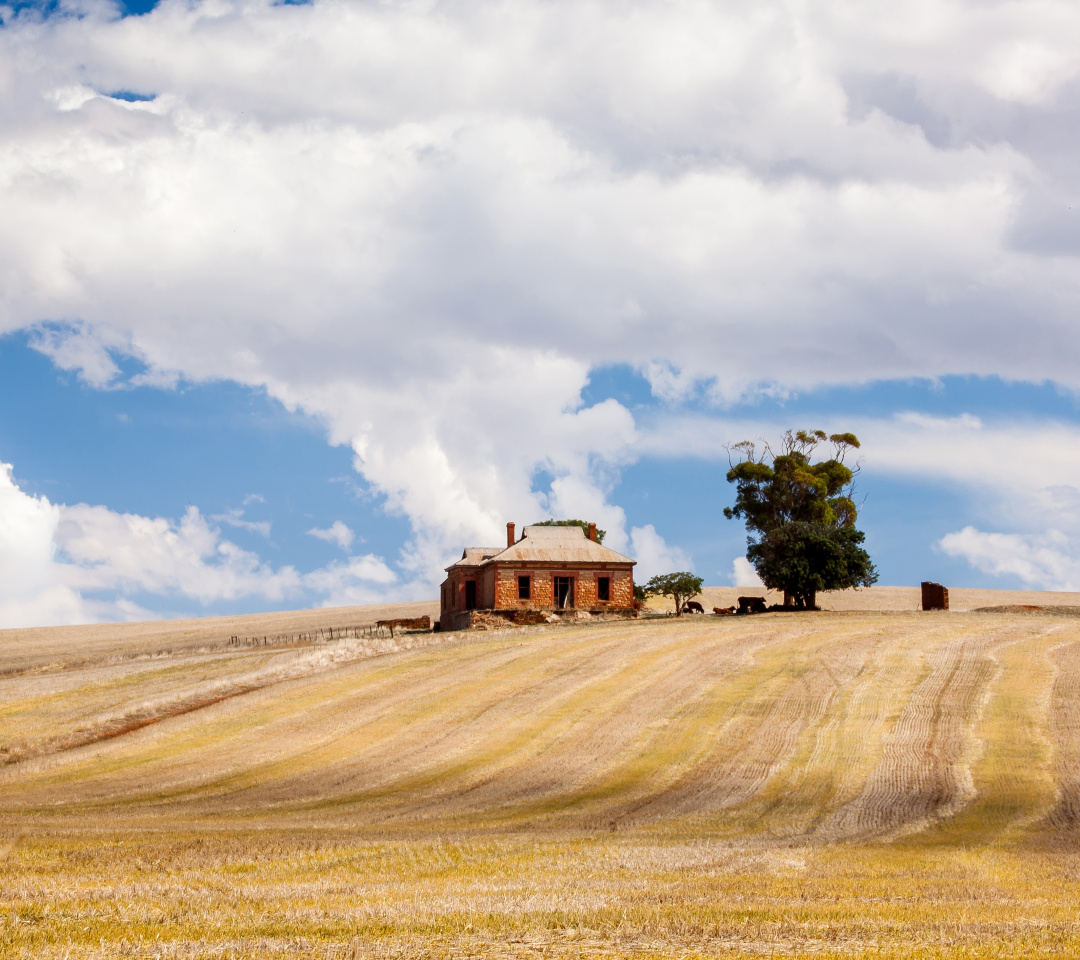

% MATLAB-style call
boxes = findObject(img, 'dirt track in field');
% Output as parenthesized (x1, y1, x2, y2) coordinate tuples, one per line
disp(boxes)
(2, 598, 1080, 844)
(1049, 637, 1080, 829)
(823, 629, 1000, 838)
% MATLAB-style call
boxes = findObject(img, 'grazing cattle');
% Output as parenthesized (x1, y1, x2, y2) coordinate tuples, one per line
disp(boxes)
(713, 606, 736, 615)
(737, 596, 768, 615)
(682, 600, 705, 614)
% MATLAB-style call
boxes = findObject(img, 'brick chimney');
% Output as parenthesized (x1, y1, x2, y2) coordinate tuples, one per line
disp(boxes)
(507, 522, 515, 547)
(588, 522, 597, 542)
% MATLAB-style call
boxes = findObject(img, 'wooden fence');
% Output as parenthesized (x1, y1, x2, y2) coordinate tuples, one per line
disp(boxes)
(227, 617, 430, 648)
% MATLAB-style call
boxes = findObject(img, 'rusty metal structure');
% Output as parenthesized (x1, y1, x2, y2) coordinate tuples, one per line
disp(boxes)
(921, 581, 949, 611)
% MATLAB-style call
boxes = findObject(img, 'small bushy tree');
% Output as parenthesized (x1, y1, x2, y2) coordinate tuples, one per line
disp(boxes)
(532, 518, 606, 544)
(643, 572, 704, 617)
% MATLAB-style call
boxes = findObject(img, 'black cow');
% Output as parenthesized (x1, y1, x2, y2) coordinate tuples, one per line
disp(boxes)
(682, 600, 705, 614)
(737, 596, 768, 615)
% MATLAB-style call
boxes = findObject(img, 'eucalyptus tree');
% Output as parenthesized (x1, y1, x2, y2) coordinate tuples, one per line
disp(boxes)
(724, 430, 877, 610)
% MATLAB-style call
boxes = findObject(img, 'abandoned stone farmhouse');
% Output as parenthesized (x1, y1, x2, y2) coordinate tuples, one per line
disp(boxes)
(439, 522, 636, 630)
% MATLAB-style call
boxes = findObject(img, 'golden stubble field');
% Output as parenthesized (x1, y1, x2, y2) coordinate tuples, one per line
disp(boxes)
(4, 592, 1080, 958)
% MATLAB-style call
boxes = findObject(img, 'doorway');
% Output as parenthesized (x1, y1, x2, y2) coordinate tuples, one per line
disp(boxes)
(465, 580, 477, 610)
(553, 576, 574, 609)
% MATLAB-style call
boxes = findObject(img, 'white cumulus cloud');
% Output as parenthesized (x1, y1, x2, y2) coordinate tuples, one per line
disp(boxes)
(629, 524, 692, 581)
(2, 0, 1080, 605)
(307, 521, 354, 551)
(302, 555, 400, 608)
(731, 557, 764, 588)
(55, 503, 302, 603)
(0, 459, 408, 626)
(939, 527, 1080, 592)
(0, 462, 86, 627)
(212, 506, 272, 537)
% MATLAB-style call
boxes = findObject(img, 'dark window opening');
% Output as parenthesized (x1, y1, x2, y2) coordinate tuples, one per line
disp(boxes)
(465, 580, 477, 610)
(554, 576, 574, 609)
(597, 577, 610, 602)
(518, 576, 531, 600)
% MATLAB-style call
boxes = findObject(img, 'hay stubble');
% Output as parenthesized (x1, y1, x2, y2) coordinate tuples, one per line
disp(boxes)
(4, 608, 1080, 957)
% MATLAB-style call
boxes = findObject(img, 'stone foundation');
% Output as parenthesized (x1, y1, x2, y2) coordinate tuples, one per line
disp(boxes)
(442, 607, 639, 632)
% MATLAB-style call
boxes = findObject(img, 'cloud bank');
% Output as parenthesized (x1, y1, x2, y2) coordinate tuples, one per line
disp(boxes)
(2, 0, 1080, 615)
(0, 462, 401, 627)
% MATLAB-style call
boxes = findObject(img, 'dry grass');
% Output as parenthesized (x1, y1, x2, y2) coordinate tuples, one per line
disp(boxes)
(6, 832, 1080, 959)
(4, 596, 1080, 957)
(0, 600, 440, 676)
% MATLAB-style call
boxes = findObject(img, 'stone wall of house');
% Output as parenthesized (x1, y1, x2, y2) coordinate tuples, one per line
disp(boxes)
(577, 570, 634, 608)
(494, 570, 518, 608)
(495, 569, 559, 608)
(611, 569, 634, 607)
(576, 574, 597, 608)
(444, 563, 636, 629)
(492, 566, 634, 610)
(532, 572, 555, 607)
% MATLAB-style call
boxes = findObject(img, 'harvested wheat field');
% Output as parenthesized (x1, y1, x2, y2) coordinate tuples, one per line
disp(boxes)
(4, 594, 1080, 958)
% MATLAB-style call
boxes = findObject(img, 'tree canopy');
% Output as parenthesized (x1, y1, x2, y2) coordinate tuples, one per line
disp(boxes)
(724, 430, 860, 533)
(643, 572, 704, 617)
(746, 522, 877, 610)
(724, 430, 877, 609)
(532, 518, 606, 544)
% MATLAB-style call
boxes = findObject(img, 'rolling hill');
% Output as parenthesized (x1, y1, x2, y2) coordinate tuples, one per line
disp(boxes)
(4, 594, 1080, 958)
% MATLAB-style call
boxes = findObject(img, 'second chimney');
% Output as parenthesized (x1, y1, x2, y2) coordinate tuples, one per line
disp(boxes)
(507, 522, 516, 547)
(588, 522, 597, 542)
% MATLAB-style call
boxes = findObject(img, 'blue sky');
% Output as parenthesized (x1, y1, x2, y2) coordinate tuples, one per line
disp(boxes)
(0, 331, 414, 617)
(4, 325, 1076, 623)
(2, 0, 1080, 625)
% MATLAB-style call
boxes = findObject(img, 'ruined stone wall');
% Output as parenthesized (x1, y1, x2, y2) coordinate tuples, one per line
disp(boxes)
(440, 571, 458, 614)
(479, 567, 497, 609)
(921, 581, 949, 611)
(439, 568, 493, 629)
(438, 571, 458, 630)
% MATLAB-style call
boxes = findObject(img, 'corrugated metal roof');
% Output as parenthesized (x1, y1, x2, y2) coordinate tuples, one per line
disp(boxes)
(446, 547, 506, 570)
(445, 526, 635, 571)
(485, 525, 634, 565)
(518, 526, 586, 539)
